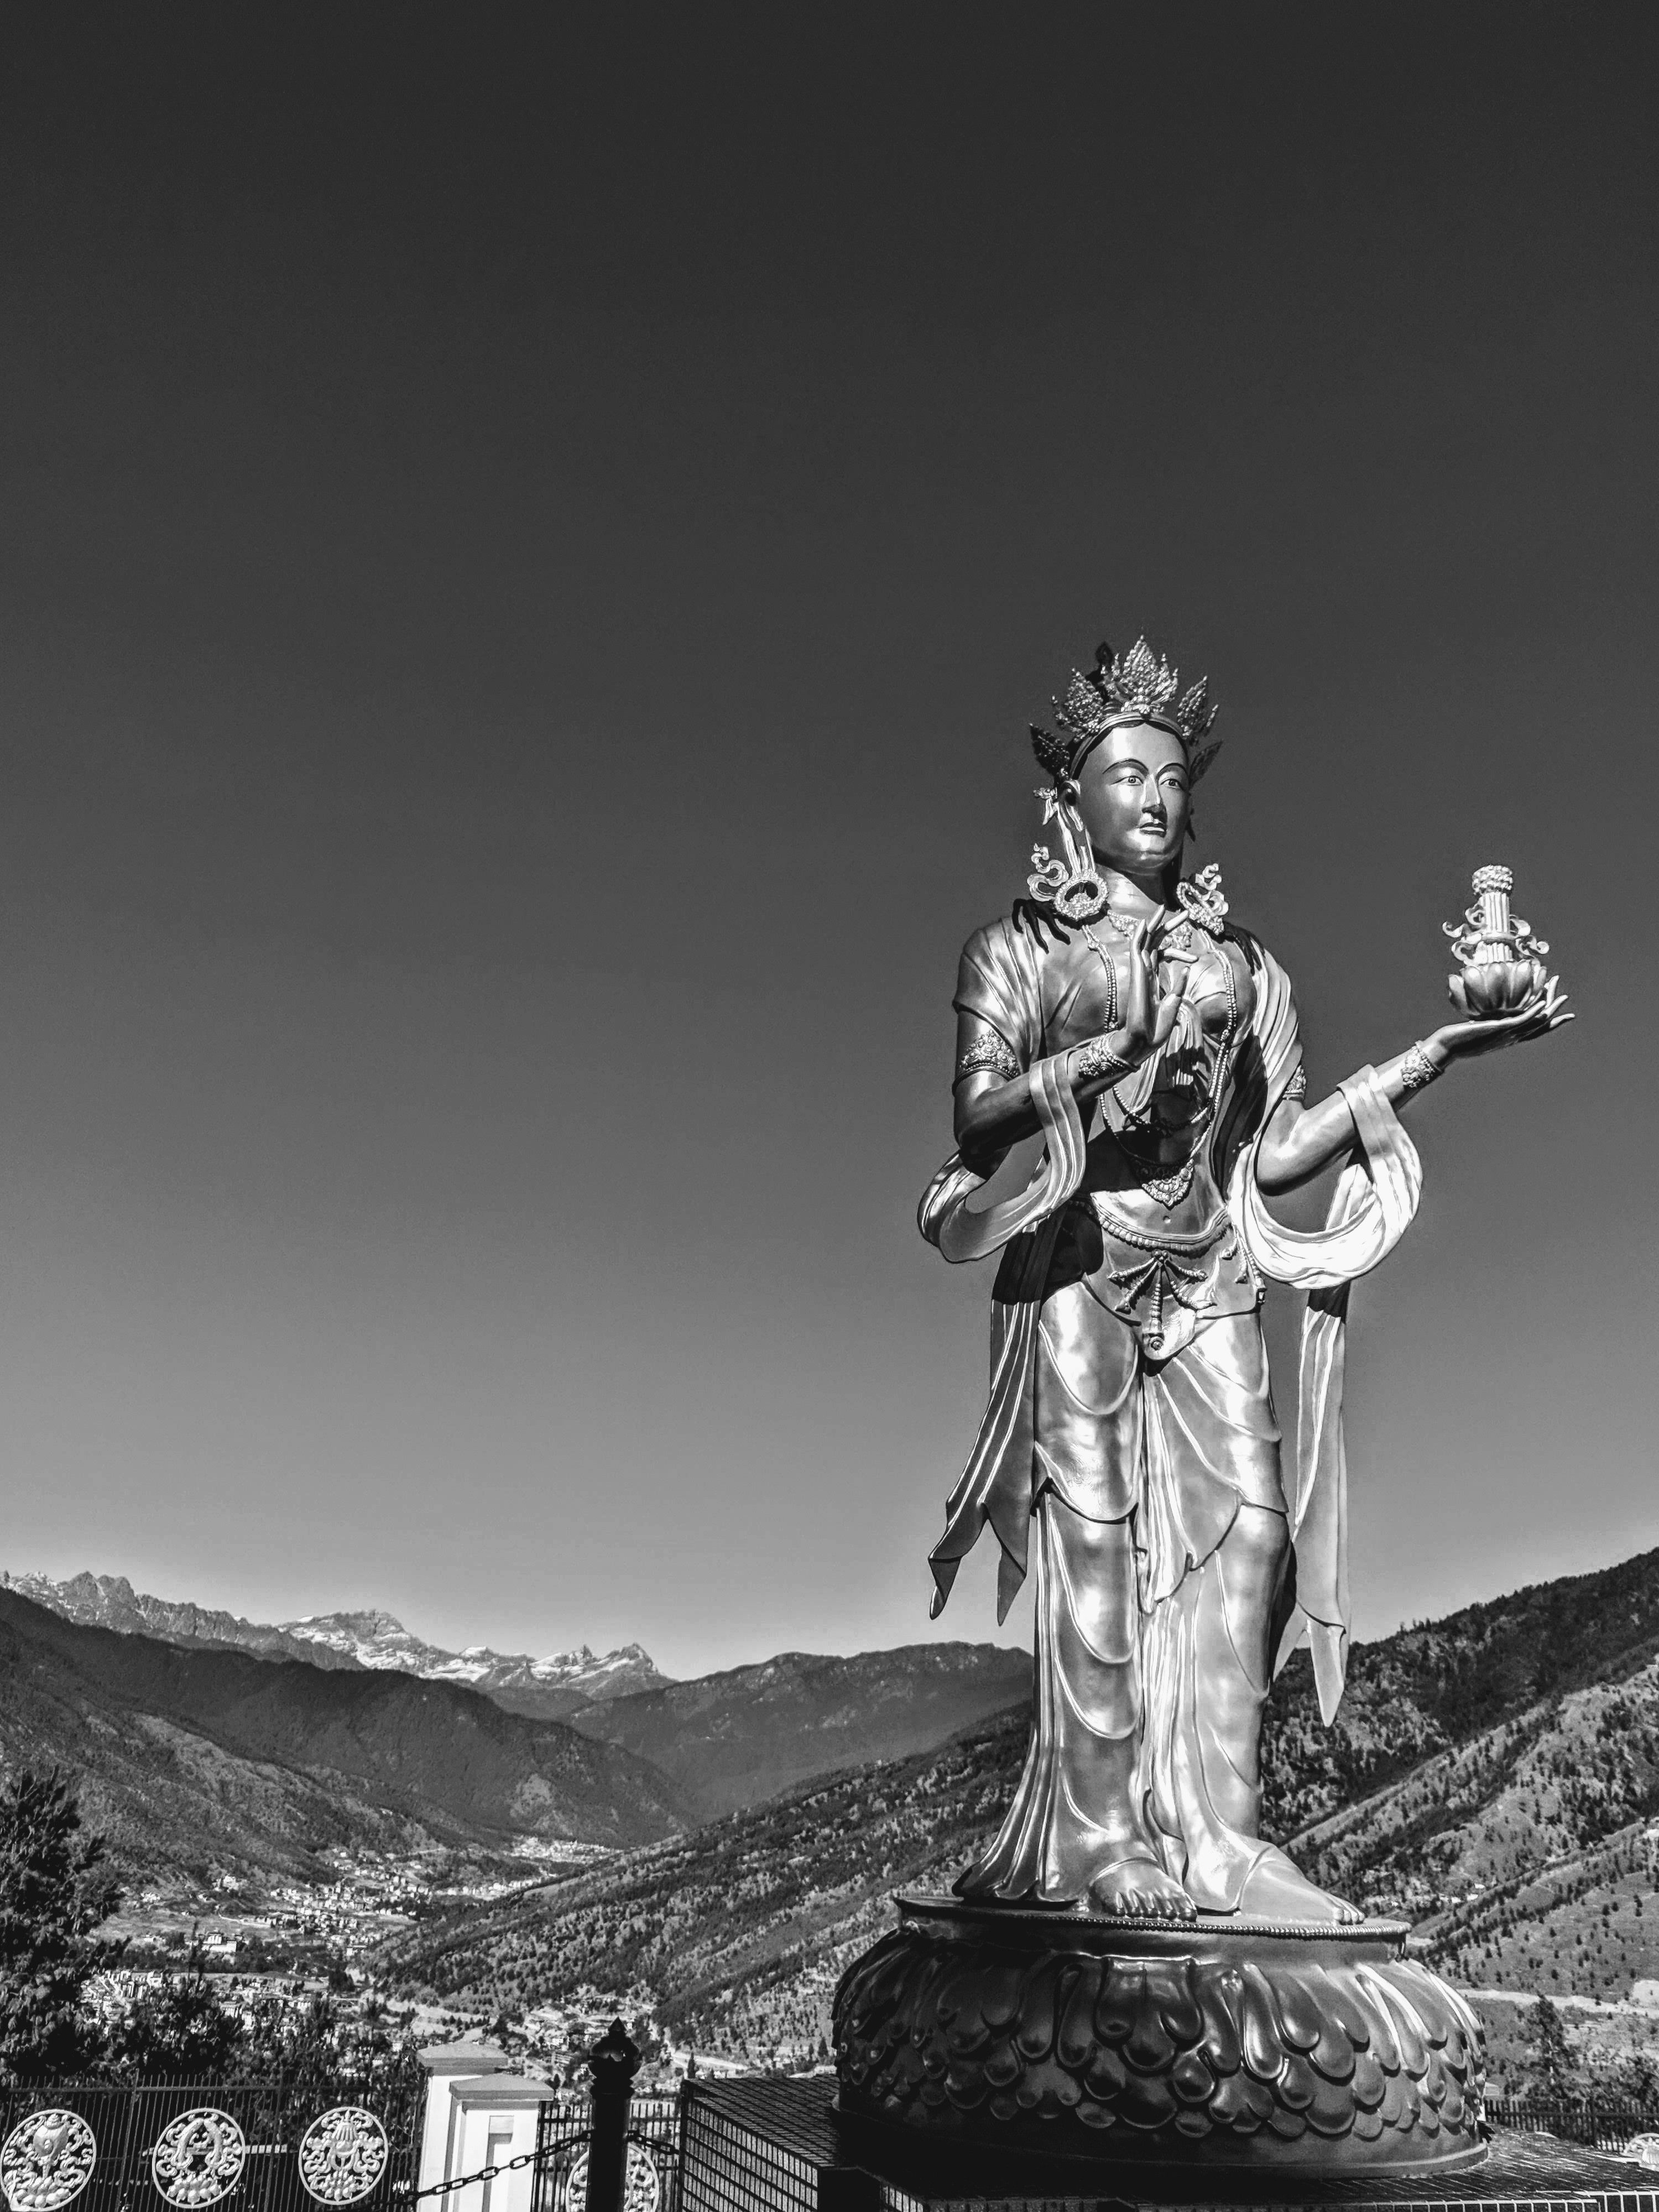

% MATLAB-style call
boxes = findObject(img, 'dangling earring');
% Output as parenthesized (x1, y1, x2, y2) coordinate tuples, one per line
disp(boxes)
(1174, 860, 1229, 937)
(1027, 783, 1108, 925)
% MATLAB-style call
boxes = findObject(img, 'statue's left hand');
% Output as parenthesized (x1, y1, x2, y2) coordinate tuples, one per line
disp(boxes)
(1432, 973, 1573, 1063)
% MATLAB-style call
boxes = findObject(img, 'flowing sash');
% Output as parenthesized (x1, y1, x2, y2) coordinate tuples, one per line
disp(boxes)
(917, 1052, 1089, 1620)
(1229, 1066, 1422, 1721)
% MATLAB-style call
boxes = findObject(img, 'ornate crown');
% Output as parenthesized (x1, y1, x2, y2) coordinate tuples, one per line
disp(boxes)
(1030, 636, 1221, 783)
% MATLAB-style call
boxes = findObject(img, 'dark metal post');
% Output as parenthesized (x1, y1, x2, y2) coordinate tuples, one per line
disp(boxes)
(583, 2018, 642, 2212)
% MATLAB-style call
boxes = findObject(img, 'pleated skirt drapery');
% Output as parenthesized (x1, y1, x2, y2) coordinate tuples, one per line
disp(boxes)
(957, 1281, 1290, 1912)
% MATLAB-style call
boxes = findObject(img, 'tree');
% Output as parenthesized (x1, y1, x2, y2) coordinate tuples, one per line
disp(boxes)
(248, 1992, 423, 2131)
(106, 1949, 246, 2080)
(0, 1768, 121, 2083)
(1527, 1995, 1577, 2096)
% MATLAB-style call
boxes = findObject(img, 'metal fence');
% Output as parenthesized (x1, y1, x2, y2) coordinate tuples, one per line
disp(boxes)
(0, 2077, 420, 2212)
(1487, 2098, 1659, 2153)
(530, 2094, 680, 2212)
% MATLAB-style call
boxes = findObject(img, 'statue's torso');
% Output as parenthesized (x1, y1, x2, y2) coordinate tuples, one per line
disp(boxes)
(1026, 918, 1261, 1357)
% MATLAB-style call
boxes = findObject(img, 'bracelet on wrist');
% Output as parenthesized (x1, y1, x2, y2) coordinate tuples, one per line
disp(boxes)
(1398, 1041, 1441, 1095)
(1074, 1035, 1136, 1085)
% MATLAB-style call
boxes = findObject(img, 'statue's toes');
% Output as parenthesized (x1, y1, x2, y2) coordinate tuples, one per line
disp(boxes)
(1090, 1858, 1194, 1920)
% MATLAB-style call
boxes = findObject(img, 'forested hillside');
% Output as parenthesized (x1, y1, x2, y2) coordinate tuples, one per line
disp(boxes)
(377, 1548, 1659, 2056)
(569, 1644, 1032, 1819)
(1261, 1547, 1659, 1841)
(372, 1710, 1031, 2051)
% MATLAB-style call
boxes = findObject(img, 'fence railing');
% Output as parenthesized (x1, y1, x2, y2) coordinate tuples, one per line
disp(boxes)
(0, 2077, 419, 2212)
(1486, 2096, 1659, 2152)
(530, 2091, 680, 2212)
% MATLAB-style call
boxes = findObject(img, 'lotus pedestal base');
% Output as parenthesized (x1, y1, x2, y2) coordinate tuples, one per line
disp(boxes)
(832, 1893, 1486, 2177)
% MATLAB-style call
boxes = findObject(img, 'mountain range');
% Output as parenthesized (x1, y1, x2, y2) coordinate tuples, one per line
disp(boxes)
(0, 1587, 690, 1882)
(0, 1580, 1034, 1897)
(0, 1571, 667, 1718)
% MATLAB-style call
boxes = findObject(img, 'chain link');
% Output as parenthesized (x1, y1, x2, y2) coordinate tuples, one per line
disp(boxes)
(391, 2123, 672, 2205)
(392, 2142, 554, 2204)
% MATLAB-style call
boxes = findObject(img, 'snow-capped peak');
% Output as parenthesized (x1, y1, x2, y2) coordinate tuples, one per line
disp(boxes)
(3, 1571, 670, 1717)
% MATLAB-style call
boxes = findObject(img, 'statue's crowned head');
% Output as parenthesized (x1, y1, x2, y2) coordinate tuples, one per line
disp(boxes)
(1025, 637, 1222, 921)
(1030, 636, 1220, 788)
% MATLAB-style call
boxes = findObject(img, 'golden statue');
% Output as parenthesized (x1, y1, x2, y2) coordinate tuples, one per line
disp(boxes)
(919, 637, 1568, 1926)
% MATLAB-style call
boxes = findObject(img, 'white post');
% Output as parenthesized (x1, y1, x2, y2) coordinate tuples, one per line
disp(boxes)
(417, 2043, 560, 2212)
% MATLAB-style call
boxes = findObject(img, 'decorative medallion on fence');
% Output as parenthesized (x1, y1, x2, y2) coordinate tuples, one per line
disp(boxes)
(150, 2109, 249, 2209)
(297, 2107, 390, 2205)
(0, 2111, 98, 2211)
(560, 2143, 659, 2212)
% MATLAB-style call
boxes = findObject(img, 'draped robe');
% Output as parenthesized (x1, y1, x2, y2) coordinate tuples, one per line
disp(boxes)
(919, 911, 1421, 1910)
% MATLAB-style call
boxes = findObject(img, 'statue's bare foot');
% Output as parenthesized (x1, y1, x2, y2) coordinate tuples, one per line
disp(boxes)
(1089, 1855, 1196, 1920)
(1237, 1844, 1363, 1924)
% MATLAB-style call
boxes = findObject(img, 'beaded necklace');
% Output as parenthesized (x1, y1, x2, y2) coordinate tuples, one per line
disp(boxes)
(1109, 932, 1240, 1211)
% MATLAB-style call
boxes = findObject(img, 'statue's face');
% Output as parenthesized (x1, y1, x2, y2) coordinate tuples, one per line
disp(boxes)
(1073, 721, 1191, 876)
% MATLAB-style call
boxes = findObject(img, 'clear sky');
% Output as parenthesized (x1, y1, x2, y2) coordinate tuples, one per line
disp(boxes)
(0, 7, 1653, 1681)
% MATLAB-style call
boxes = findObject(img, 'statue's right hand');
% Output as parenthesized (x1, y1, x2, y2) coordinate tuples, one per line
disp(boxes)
(1117, 921, 1187, 1061)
